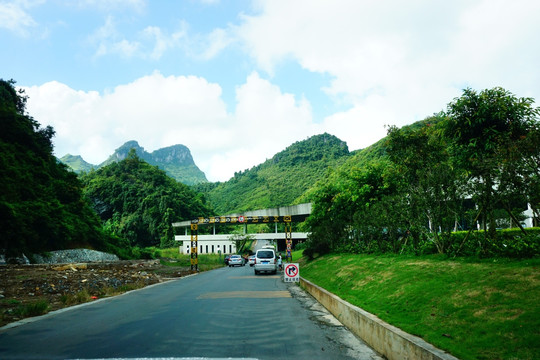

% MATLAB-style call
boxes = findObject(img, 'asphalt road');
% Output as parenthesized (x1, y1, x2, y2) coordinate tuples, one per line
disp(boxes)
(0, 264, 382, 360)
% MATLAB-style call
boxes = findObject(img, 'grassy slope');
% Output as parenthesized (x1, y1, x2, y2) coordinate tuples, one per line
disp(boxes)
(298, 253, 539, 360)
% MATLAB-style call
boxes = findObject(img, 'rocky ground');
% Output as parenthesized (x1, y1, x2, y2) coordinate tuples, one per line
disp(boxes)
(0, 259, 192, 328)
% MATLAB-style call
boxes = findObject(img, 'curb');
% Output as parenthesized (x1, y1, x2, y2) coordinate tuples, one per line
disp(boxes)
(300, 277, 460, 360)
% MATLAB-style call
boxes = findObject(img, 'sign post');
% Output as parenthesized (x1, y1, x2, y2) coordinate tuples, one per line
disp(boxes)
(284, 216, 292, 262)
(190, 223, 198, 272)
(283, 263, 299, 283)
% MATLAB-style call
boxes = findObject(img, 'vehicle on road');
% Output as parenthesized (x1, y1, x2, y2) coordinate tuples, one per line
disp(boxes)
(254, 248, 277, 275)
(224, 255, 231, 265)
(248, 255, 255, 266)
(228, 255, 245, 267)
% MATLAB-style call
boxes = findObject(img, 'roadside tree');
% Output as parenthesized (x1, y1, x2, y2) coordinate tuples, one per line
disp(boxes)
(444, 87, 539, 241)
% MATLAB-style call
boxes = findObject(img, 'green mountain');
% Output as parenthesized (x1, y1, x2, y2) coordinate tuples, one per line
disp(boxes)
(195, 133, 351, 214)
(80, 150, 212, 248)
(61, 140, 207, 185)
(59, 154, 95, 173)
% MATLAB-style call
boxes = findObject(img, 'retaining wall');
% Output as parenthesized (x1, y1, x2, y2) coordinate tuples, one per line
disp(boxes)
(300, 277, 460, 360)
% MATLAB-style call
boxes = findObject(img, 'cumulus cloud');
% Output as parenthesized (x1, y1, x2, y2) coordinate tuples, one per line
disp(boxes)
(236, 0, 540, 145)
(23, 71, 316, 182)
(202, 72, 317, 180)
(24, 73, 226, 165)
(17, 0, 540, 183)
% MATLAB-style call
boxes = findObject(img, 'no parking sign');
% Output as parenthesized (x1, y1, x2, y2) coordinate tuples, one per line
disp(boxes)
(284, 263, 299, 282)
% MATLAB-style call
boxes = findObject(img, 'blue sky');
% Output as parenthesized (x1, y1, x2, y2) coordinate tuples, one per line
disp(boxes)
(2, 0, 540, 182)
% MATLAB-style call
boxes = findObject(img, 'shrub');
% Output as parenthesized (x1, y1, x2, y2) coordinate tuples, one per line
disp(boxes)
(446, 228, 540, 258)
(15, 300, 49, 317)
(61, 290, 91, 305)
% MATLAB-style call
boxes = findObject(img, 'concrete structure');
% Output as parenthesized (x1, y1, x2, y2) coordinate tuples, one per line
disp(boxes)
(174, 232, 309, 254)
(300, 277, 460, 360)
(172, 203, 312, 254)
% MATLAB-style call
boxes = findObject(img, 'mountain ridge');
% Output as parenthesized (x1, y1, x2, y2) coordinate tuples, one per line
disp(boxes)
(60, 141, 207, 185)
(194, 133, 353, 214)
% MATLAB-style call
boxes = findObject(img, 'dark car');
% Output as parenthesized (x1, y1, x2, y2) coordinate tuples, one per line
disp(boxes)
(224, 255, 231, 265)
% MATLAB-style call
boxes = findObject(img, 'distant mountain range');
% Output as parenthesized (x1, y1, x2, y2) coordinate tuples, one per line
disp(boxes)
(61, 132, 389, 214)
(60, 140, 207, 185)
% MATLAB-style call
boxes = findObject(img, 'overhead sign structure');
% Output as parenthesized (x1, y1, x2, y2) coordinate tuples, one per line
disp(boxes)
(188, 214, 293, 273)
(191, 215, 291, 225)
(284, 263, 299, 283)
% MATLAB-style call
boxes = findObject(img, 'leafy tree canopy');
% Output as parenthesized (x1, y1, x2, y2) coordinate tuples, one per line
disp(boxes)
(0, 79, 109, 257)
(80, 150, 213, 248)
(303, 87, 540, 258)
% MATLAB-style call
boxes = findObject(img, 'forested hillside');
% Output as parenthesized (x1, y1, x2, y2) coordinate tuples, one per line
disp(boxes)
(60, 154, 95, 173)
(0, 79, 110, 258)
(195, 133, 351, 214)
(304, 88, 540, 259)
(80, 150, 213, 250)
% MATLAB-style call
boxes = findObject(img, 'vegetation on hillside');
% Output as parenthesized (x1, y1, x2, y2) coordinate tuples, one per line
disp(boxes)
(304, 87, 540, 259)
(80, 150, 213, 250)
(300, 253, 540, 360)
(60, 154, 95, 173)
(0, 79, 110, 258)
(195, 133, 351, 214)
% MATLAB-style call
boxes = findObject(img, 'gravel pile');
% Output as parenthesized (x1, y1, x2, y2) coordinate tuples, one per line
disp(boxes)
(33, 249, 119, 264)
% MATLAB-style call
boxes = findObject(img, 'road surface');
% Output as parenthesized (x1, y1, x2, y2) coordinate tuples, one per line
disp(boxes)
(0, 264, 382, 360)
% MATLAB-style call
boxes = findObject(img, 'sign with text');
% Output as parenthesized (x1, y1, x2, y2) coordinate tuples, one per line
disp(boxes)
(191, 215, 292, 225)
(284, 263, 299, 283)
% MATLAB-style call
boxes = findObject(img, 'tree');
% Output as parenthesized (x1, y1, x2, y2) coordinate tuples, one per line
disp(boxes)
(81, 150, 213, 248)
(304, 161, 401, 257)
(0, 79, 108, 258)
(444, 87, 539, 241)
(228, 233, 255, 254)
(386, 117, 464, 253)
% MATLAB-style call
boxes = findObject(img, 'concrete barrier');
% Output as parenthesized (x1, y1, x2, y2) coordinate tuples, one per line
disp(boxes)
(300, 277, 460, 360)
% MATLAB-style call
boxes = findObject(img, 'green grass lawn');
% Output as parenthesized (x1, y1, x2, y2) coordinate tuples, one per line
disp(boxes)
(298, 253, 539, 360)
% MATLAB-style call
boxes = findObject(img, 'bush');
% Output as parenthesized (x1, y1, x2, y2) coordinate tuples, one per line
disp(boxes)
(446, 228, 540, 258)
(15, 300, 49, 317)
(491, 229, 540, 258)
(303, 235, 331, 260)
(61, 289, 91, 305)
(131, 247, 161, 259)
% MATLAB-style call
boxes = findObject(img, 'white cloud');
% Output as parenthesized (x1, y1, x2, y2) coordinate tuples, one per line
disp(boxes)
(0, 0, 43, 36)
(22, 71, 319, 182)
(89, 16, 187, 60)
(236, 0, 540, 147)
(23, 73, 226, 165)
(198, 27, 235, 60)
(16, 0, 540, 184)
(205, 71, 317, 180)
(74, 0, 146, 13)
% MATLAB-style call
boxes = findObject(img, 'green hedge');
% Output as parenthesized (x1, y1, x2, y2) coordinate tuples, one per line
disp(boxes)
(445, 228, 540, 258)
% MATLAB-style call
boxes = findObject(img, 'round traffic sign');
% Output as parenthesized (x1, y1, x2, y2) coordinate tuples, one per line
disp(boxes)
(284, 263, 299, 278)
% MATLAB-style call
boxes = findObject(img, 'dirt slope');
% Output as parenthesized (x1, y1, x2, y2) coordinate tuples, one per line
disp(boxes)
(0, 260, 190, 327)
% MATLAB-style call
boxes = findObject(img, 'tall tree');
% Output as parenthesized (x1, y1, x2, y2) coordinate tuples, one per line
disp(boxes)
(444, 87, 539, 240)
(386, 117, 463, 253)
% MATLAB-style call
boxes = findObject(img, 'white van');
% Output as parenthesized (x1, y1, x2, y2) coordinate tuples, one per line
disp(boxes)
(254, 248, 277, 275)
